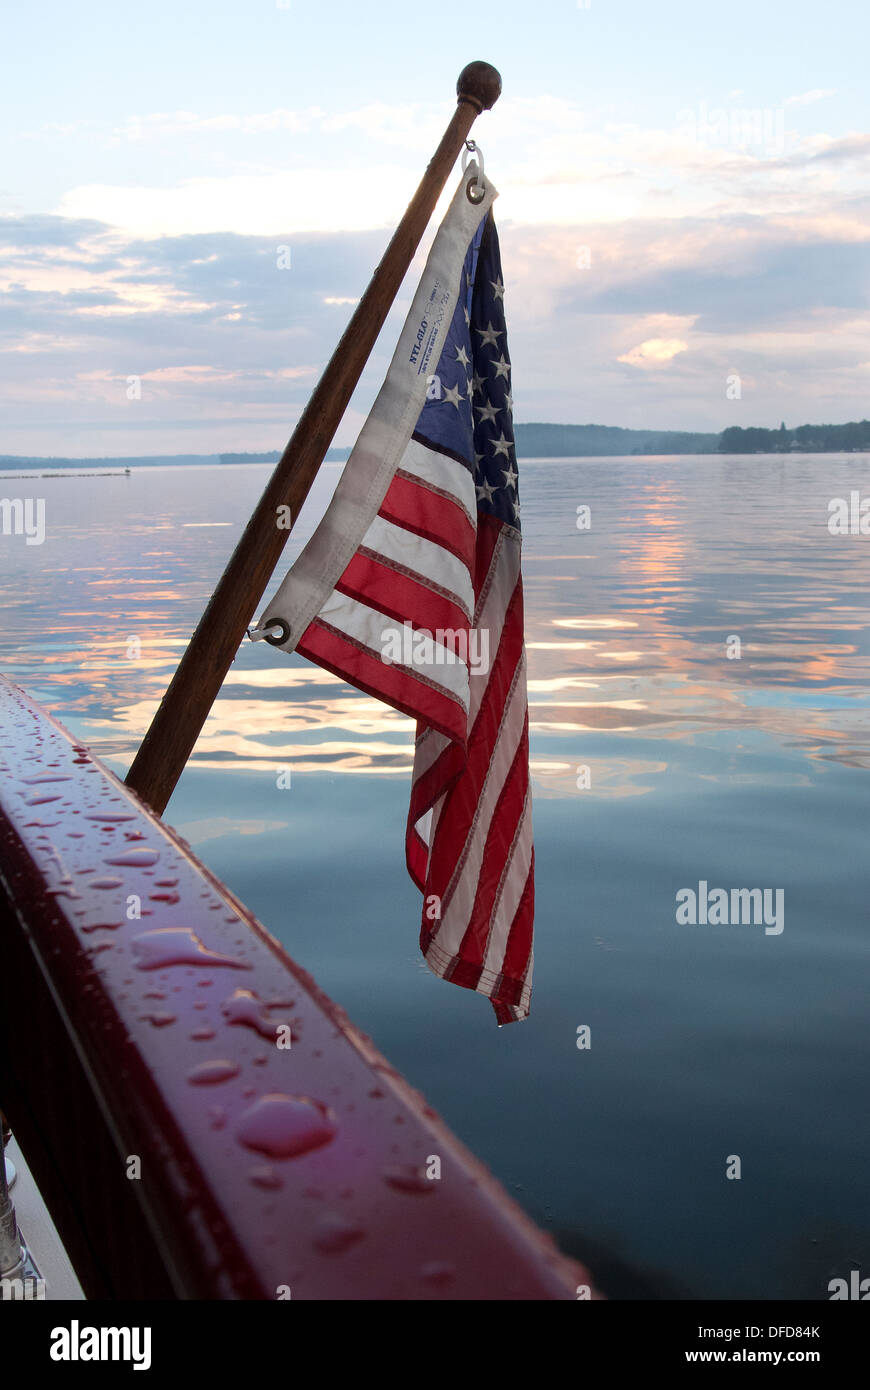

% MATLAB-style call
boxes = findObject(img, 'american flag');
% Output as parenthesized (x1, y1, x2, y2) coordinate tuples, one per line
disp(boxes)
(268, 207, 533, 1023)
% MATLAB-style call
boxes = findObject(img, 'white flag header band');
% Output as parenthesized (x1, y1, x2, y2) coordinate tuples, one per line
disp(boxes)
(253, 161, 497, 651)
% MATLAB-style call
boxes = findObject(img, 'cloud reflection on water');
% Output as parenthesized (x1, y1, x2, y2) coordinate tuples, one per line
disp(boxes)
(2, 456, 870, 794)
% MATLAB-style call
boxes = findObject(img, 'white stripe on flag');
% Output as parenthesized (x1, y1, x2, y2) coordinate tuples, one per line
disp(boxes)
(480, 792, 534, 984)
(413, 726, 451, 782)
(398, 439, 477, 526)
(415, 807, 433, 844)
(316, 592, 471, 706)
(466, 532, 521, 722)
(436, 658, 526, 933)
(361, 515, 474, 619)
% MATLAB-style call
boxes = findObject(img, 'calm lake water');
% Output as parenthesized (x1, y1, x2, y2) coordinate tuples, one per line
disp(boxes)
(2, 453, 868, 1299)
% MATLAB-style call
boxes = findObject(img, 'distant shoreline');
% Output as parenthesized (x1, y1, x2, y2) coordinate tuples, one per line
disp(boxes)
(2, 417, 869, 469)
(0, 468, 131, 479)
(2, 451, 868, 479)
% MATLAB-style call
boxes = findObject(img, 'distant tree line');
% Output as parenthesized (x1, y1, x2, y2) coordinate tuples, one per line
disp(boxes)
(515, 423, 722, 456)
(218, 448, 351, 465)
(718, 421, 870, 453)
(216, 422, 870, 460)
(218, 451, 280, 464)
(5, 420, 870, 472)
(517, 420, 870, 457)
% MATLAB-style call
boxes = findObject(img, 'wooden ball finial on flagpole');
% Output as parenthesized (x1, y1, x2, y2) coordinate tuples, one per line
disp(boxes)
(125, 65, 502, 816)
(457, 62, 502, 112)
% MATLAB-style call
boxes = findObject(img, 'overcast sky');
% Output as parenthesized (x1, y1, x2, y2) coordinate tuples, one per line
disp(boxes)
(2, 0, 869, 456)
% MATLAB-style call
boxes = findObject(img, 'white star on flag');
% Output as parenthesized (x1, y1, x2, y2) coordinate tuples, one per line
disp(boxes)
(475, 321, 503, 348)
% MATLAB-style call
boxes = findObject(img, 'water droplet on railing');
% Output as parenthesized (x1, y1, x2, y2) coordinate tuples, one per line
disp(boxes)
(419, 1261, 455, 1287)
(248, 1164, 283, 1190)
(187, 1059, 240, 1085)
(103, 847, 160, 868)
(311, 1213, 364, 1255)
(221, 988, 293, 1039)
(236, 1094, 337, 1159)
(132, 928, 248, 971)
(382, 1164, 435, 1195)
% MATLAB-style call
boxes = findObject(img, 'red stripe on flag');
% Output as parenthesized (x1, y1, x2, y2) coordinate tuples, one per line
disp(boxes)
(456, 715, 531, 963)
(473, 511, 504, 611)
(496, 847, 535, 987)
(405, 514, 512, 832)
(338, 550, 471, 639)
(407, 820, 429, 889)
(442, 955, 484, 991)
(421, 580, 526, 905)
(407, 737, 465, 839)
(380, 473, 475, 569)
(297, 619, 468, 745)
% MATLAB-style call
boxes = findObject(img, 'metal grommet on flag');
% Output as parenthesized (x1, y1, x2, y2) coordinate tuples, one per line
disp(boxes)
(247, 619, 290, 646)
(462, 141, 486, 203)
(263, 619, 290, 647)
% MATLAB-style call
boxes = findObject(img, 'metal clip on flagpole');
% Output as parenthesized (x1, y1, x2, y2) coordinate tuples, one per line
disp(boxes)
(462, 140, 486, 203)
(125, 62, 502, 816)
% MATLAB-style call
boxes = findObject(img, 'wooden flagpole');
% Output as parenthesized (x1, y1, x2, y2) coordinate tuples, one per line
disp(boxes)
(125, 62, 502, 815)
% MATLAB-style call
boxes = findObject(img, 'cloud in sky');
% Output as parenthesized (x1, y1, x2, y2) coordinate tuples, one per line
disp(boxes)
(26, 94, 870, 236)
(618, 338, 689, 368)
(3, 86, 870, 455)
(784, 90, 837, 109)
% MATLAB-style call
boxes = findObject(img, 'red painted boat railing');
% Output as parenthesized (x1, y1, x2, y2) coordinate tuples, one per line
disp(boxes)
(0, 676, 596, 1299)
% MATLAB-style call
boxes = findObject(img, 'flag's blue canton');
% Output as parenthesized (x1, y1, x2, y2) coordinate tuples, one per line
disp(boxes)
(468, 214, 519, 531)
(415, 213, 520, 532)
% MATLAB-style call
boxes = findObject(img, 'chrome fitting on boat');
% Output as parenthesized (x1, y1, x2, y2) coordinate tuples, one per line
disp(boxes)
(0, 1131, 25, 1284)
